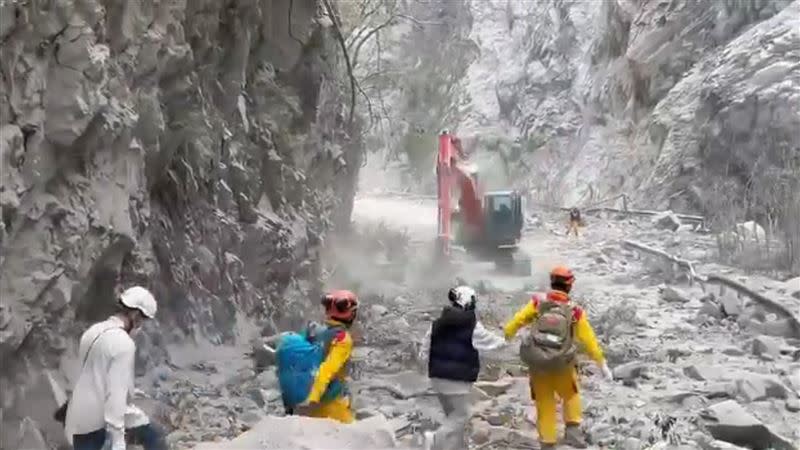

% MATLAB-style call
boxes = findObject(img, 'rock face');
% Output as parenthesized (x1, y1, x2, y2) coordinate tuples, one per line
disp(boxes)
(0, 0, 363, 439)
(397, 0, 798, 271)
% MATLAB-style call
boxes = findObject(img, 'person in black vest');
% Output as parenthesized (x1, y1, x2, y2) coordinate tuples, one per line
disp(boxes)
(567, 207, 582, 237)
(420, 286, 506, 450)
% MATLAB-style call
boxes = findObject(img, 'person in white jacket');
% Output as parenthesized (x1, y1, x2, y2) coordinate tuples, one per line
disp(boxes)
(419, 285, 507, 450)
(65, 286, 167, 450)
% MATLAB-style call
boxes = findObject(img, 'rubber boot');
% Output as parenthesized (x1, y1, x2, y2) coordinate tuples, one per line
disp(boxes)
(563, 423, 588, 448)
(540, 443, 557, 450)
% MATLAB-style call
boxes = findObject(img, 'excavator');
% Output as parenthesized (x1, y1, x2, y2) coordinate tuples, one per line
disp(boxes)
(436, 130, 530, 275)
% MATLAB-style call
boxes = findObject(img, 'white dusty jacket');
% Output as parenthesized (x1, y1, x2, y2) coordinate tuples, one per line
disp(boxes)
(419, 318, 506, 394)
(65, 316, 148, 448)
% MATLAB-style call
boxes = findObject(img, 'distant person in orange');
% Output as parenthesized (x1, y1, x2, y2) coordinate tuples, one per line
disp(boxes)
(566, 207, 581, 237)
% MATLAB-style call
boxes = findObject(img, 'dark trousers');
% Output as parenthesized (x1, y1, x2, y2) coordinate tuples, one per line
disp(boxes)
(73, 424, 167, 450)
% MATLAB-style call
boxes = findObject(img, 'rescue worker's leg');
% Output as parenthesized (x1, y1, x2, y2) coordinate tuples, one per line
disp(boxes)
(554, 366, 587, 448)
(432, 393, 471, 450)
(568, 220, 579, 237)
(529, 371, 559, 446)
(308, 396, 354, 423)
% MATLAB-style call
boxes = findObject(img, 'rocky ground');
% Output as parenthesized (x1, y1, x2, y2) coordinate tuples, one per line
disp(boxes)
(62, 194, 794, 450)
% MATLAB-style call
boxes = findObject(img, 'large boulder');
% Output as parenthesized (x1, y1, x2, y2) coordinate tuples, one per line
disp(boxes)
(700, 400, 795, 450)
(734, 373, 789, 402)
(193, 415, 406, 450)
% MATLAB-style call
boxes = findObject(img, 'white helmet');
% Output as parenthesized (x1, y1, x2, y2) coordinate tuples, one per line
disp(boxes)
(119, 286, 157, 319)
(448, 285, 477, 310)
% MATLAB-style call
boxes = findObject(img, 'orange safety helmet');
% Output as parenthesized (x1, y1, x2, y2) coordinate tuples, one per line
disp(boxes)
(321, 290, 359, 323)
(550, 265, 575, 289)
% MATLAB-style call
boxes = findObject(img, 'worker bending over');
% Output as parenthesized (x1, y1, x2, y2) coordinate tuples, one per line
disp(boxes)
(504, 267, 613, 449)
(298, 290, 359, 423)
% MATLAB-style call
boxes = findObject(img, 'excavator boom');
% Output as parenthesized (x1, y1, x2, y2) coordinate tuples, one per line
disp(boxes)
(437, 131, 484, 257)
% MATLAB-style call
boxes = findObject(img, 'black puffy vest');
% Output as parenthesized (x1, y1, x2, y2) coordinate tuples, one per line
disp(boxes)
(428, 306, 480, 382)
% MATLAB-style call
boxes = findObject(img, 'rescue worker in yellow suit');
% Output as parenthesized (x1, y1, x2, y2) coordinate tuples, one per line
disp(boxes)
(297, 290, 359, 423)
(504, 267, 613, 449)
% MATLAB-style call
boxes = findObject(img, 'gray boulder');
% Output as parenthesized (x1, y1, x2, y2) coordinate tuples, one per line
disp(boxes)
(194, 415, 403, 449)
(660, 285, 691, 303)
(719, 293, 742, 317)
(613, 361, 648, 380)
(751, 336, 782, 358)
(701, 400, 796, 450)
(652, 211, 682, 232)
(474, 379, 514, 397)
(734, 374, 789, 402)
(684, 365, 726, 382)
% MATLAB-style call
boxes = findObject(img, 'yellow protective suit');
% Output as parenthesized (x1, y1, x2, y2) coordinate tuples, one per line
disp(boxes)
(305, 320, 354, 424)
(503, 291, 605, 445)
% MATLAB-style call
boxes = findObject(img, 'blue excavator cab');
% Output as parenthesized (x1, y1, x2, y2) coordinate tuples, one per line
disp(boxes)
(483, 191, 523, 247)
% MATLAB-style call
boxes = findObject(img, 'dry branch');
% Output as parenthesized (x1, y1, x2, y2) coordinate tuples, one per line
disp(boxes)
(622, 239, 800, 339)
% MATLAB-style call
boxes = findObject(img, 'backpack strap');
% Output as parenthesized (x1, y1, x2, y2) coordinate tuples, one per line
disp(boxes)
(534, 293, 583, 323)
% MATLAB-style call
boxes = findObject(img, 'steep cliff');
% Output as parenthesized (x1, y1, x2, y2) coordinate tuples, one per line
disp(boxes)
(463, 0, 798, 211)
(0, 0, 363, 442)
(454, 0, 799, 270)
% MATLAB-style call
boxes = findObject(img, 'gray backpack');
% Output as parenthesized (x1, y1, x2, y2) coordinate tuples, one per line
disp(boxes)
(519, 300, 577, 371)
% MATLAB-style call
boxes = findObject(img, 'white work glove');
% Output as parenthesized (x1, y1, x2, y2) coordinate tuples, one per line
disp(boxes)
(600, 362, 614, 381)
(107, 426, 126, 450)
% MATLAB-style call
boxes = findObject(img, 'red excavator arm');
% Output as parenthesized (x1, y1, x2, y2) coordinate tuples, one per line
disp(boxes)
(437, 131, 484, 256)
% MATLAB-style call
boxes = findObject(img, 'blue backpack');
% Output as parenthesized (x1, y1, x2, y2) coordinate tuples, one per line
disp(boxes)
(275, 323, 346, 408)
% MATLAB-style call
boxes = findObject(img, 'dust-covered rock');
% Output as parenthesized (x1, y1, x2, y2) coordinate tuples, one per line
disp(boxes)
(751, 336, 782, 358)
(194, 415, 404, 449)
(660, 285, 692, 303)
(734, 373, 789, 402)
(474, 379, 513, 397)
(613, 361, 648, 380)
(652, 212, 682, 232)
(701, 399, 795, 450)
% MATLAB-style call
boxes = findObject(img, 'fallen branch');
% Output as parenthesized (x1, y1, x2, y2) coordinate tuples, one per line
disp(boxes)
(622, 240, 704, 281)
(588, 206, 705, 224)
(622, 239, 800, 339)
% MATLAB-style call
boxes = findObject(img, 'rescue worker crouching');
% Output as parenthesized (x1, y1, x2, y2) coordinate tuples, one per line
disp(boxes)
(503, 266, 613, 450)
(419, 286, 506, 450)
(65, 286, 167, 450)
(297, 289, 359, 424)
